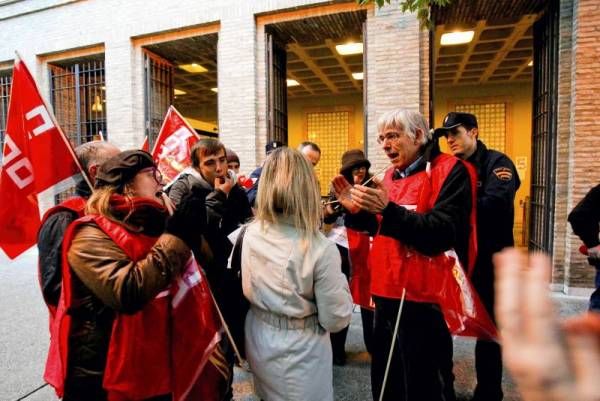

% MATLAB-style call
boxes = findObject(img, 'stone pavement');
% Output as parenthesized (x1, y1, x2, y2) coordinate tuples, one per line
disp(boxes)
(0, 249, 588, 401)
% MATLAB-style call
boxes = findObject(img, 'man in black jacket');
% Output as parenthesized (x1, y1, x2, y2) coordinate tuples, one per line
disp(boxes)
(343, 109, 473, 401)
(438, 112, 520, 401)
(167, 138, 252, 399)
(568, 183, 600, 311)
(37, 140, 120, 311)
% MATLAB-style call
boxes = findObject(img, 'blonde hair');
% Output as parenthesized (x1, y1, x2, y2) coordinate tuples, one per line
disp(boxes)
(255, 147, 322, 238)
(377, 109, 431, 145)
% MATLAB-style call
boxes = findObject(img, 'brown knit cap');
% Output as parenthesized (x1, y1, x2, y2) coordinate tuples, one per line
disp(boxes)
(340, 149, 371, 175)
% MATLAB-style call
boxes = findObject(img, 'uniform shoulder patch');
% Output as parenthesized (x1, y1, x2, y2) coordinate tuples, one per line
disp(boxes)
(493, 167, 513, 181)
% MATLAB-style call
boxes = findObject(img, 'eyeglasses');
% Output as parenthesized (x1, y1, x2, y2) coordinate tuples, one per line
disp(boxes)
(352, 166, 367, 174)
(141, 167, 164, 185)
(377, 131, 402, 145)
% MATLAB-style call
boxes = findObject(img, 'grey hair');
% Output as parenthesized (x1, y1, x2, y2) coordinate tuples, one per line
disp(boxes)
(297, 141, 321, 154)
(75, 140, 119, 170)
(377, 109, 432, 146)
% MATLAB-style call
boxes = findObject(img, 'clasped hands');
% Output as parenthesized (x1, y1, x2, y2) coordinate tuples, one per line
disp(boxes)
(331, 175, 389, 215)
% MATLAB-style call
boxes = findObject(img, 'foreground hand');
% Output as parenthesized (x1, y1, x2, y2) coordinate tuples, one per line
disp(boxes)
(494, 249, 600, 401)
(161, 192, 176, 216)
(350, 178, 389, 214)
(331, 175, 360, 214)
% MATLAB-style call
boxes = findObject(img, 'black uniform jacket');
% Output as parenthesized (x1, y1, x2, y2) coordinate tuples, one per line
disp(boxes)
(468, 140, 520, 296)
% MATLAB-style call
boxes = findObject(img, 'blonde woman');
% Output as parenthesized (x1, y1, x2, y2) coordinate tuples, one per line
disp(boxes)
(241, 147, 353, 401)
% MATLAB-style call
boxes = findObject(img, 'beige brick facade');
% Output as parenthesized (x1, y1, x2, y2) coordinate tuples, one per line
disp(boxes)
(1, 0, 598, 291)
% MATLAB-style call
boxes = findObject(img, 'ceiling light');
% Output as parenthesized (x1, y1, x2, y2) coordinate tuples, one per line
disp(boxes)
(440, 31, 475, 46)
(335, 42, 363, 55)
(528, 60, 533, 67)
(352, 72, 363, 80)
(174, 88, 187, 96)
(287, 79, 300, 87)
(211, 87, 218, 93)
(179, 63, 208, 73)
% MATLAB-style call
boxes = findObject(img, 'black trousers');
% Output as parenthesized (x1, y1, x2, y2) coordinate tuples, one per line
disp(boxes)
(331, 244, 351, 361)
(360, 307, 375, 354)
(472, 269, 503, 401)
(371, 297, 455, 401)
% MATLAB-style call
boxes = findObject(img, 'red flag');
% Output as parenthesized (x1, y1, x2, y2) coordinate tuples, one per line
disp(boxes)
(0, 57, 85, 259)
(141, 135, 149, 152)
(151, 106, 199, 183)
(171, 257, 227, 401)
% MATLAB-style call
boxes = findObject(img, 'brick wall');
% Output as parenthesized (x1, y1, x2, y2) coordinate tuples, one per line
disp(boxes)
(553, 0, 575, 291)
(563, 0, 600, 292)
(366, 1, 423, 170)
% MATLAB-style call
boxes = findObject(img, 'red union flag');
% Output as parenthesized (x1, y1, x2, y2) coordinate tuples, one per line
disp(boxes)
(0, 57, 84, 259)
(151, 106, 200, 183)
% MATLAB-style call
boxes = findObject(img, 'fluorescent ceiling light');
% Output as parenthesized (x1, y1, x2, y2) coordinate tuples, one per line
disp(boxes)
(528, 60, 533, 67)
(352, 72, 364, 80)
(287, 79, 300, 87)
(211, 87, 218, 93)
(335, 42, 363, 55)
(440, 31, 474, 46)
(174, 88, 187, 96)
(179, 63, 208, 73)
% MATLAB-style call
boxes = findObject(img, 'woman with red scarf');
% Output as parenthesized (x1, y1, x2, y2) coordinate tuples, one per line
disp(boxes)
(45, 150, 210, 401)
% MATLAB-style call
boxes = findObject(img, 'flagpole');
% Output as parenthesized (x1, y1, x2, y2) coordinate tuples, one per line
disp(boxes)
(378, 288, 406, 401)
(14, 51, 93, 190)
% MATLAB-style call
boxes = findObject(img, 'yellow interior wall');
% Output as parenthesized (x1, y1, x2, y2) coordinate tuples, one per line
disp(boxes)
(288, 94, 364, 150)
(434, 82, 532, 246)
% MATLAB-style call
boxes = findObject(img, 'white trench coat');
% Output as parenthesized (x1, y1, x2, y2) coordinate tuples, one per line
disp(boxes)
(241, 220, 353, 401)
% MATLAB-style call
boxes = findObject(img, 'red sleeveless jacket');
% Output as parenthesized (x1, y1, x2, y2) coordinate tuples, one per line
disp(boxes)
(44, 214, 223, 400)
(369, 154, 496, 339)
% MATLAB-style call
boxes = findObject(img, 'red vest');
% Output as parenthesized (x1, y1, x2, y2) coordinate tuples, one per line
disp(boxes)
(37, 196, 87, 321)
(369, 154, 496, 339)
(347, 228, 374, 310)
(370, 153, 462, 300)
(45, 214, 223, 400)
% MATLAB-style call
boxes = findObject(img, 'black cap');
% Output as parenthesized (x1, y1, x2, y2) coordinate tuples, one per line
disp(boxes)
(95, 150, 155, 189)
(266, 140, 284, 154)
(433, 112, 478, 138)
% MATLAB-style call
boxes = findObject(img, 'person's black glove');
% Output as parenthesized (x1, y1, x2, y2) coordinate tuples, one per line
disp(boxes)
(165, 188, 207, 249)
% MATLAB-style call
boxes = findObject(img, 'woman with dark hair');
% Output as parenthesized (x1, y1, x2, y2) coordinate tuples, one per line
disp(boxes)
(324, 149, 379, 363)
(45, 150, 213, 401)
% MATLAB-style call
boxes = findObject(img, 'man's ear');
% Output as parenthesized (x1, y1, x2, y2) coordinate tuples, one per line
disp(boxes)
(471, 128, 479, 139)
(414, 128, 423, 144)
(88, 164, 98, 181)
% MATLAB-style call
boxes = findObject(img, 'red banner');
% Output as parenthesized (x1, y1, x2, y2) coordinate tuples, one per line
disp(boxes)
(151, 106, 199, 183)
(0, 57, 84, 259)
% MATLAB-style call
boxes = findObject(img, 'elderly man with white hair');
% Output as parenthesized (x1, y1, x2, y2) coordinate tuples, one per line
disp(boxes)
(334, 109, 474, 401)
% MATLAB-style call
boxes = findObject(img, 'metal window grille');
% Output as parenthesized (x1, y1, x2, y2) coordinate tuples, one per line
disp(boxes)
(0, 72, 11, 164)
(529, 0, 559, 253)
(266, 31, 288, 145)
(455, 103, 506, 153)
(307, 111, 350, 196)
(49, 59, 106, 146)
(144, 50, 173, 150)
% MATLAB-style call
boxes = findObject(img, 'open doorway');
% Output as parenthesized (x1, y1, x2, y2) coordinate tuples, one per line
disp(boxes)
(264, 10, 367, 195)
(431, 0, 554, 249)
(143, 33, 218, 149)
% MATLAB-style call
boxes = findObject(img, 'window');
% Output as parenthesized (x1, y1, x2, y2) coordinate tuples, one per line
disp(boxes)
(0, 71, 11, 163)
(307, 110, 351, 195)
(49, 57, 106, 146)
(455, 102, 507, 153)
